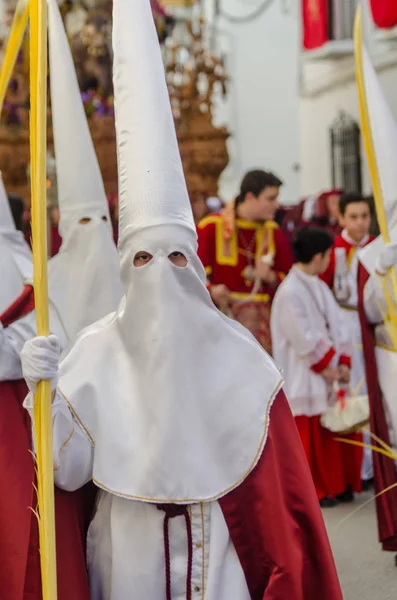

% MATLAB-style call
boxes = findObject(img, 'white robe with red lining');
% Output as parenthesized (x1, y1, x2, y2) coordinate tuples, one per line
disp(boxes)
(271, 265, 350, 417)
(24, 388, 343, 600)
(25, 390, 250, 599)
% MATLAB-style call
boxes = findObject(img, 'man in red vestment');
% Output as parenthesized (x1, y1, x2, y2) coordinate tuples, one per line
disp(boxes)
(197, 170, 293, 354)
(357, 242, 397, 554)
(0, 286, 92, 599)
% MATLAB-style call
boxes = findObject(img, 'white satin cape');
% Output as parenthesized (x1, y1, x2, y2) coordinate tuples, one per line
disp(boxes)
(58, 225, 283, 503)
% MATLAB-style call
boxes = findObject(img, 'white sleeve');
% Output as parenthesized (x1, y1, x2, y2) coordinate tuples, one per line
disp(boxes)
(0, 311, 39, 381)
(363, 275, 386, 325)
(0, 306, 68, 383)
(277, 293, 334, 366)
(0, 323, 23, 381)
(24, 389, 94, 492)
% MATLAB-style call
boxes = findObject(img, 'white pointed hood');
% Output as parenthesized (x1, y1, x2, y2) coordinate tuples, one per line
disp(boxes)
(58, 0, 282, 503)
(113, 0, 195, 248)
(356, 20, 397, 237)
(48, 0, 110, 237)
(47, 0, 122, 341)
(0, 173, 32, 315)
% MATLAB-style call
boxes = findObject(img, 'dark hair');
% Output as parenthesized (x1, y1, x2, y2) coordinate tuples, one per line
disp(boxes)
(293, 227, 334, 264)
(366, 195, 379, 236)
(8, 194, 25, 232)
(339, 192, 371, 216)
(236, 169, 283, 206)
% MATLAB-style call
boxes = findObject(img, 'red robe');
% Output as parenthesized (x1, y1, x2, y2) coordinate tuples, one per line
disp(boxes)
(198, 212, 293, 354)
(220, 391, 343, 599)
(357, 264, 397, 551)
(0, 287, 93, 599)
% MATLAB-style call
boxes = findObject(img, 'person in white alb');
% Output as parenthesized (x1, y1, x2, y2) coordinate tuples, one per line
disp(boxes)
(19, 0, 343, 598)
(271, 227, 356, 507)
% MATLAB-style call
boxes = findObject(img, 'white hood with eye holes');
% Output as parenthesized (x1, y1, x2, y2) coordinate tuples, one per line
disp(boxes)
(58, 223, 283, 503)
(56, 0, 283, 503)
(46, 0, 122, 342)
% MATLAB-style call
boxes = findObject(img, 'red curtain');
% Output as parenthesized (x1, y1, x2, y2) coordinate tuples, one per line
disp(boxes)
(370, 0, 397, 29)
(302, 0, 328, 50)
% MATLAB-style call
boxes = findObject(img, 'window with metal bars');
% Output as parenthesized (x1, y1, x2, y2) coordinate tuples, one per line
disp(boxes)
(327, 0, 358, 40)
(330, 111, 362, 194)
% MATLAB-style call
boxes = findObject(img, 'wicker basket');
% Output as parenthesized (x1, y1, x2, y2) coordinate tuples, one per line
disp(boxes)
(321, 393, 370, 435)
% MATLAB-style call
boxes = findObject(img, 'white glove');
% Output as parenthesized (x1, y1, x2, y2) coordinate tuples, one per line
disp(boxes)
(375, 242, 397, 275)
(20, 335, 62, 394)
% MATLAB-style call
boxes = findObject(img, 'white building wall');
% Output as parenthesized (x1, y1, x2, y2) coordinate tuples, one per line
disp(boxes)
(203, 0, 301, 205)
(181, 0, 397, 204)
(299, 0, 397, 197)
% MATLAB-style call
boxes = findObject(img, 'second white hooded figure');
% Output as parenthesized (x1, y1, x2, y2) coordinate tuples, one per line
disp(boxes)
(0, 0, 123, 382)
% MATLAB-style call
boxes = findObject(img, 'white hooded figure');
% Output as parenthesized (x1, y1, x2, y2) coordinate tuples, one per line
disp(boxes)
(21, 0, 343, 598)
(0, 0, 122, 381)
(0, 176, 34, 380)
(0, 175, 32, 316)
(46, 0, 123, 341)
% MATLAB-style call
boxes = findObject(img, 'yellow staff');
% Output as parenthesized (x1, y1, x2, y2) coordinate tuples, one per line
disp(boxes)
(30, 0, 58, 596)
(354, 6, 397, 350)
(0, 0, 29, 116)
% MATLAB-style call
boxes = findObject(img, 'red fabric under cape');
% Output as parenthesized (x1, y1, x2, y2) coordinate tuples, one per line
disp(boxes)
(295, 415, 346, 500)
(220, 391, 343, 599)
(0, 286, 93, 599)
(357, 264, 397, 551)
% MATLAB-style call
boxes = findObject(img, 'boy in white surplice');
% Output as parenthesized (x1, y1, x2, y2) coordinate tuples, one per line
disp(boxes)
(271, 227, 354, 507)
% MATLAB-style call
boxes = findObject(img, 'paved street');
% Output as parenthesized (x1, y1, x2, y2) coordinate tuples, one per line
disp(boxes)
(323, 491, 397, 599)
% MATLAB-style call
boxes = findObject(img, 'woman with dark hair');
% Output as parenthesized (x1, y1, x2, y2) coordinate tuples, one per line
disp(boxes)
(198, 169, 293, 354)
